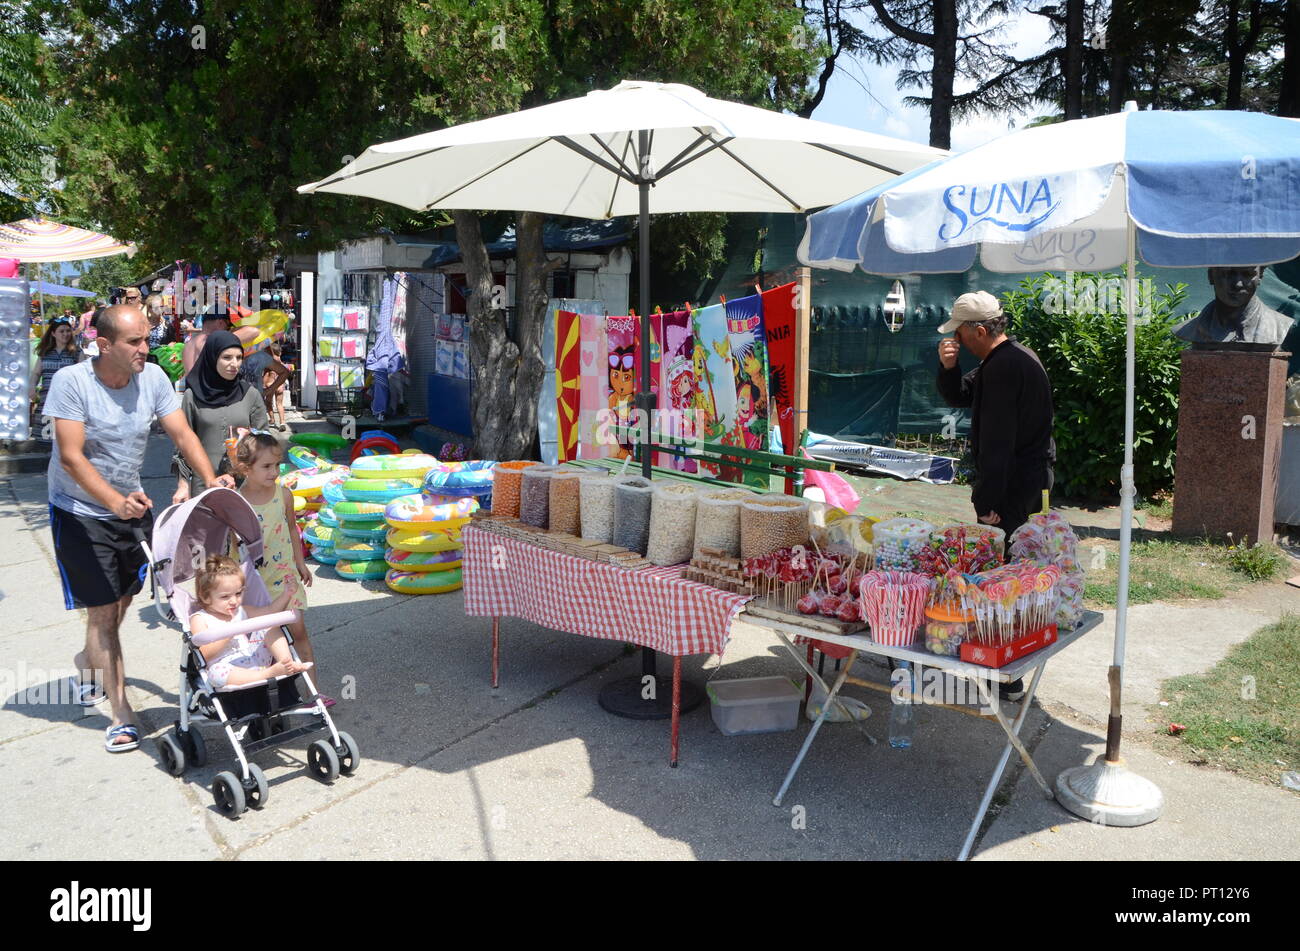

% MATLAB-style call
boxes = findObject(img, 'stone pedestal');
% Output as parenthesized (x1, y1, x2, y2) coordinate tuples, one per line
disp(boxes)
(1172, 349, 1288, 542)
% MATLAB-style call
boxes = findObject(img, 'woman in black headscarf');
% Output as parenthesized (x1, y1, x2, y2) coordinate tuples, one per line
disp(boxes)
(172, 331, 270, 502)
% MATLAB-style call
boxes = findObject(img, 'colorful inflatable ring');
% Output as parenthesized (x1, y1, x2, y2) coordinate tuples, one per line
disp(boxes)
(232, 309, 291, 355)
(384, 548, 463, 571)
(385, 567, 463, 594)
(336, 523, 389, 543)
(350, 436, 401, 461)
(340, 477, 423, 504)
(318, 506, 340, 528)
(287, 445, 338, 471)
(386, 526, 465, 553)
(333, 538, 387, 561)
(350, 453, 440, 481)
(321, 473, 351, 505)
(303, 525, 336, 547)
(310, 547, 340, 565)
(302, 500, 322, 512)
(422, 460, 497, 498)
(292, 494, 306, 513)
(334, 559, 387, 581)
(281, 468, 338, 497)
(384, 494, 479, 529)
(291, 432, 350, 453)
(333, 499, 388, 521)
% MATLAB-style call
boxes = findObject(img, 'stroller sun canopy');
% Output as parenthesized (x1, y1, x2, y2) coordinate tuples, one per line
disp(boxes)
(151, 487, 266, 597)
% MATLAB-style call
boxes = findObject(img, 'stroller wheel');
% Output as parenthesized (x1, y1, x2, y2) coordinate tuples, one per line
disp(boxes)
(213, 771, 246, 817)
(176, 724, 207, 768)
(336, 732, 360, 776)
(158, 732, 187, 777)
(245, 763, 269, 809)
(307, 739, 340, 782)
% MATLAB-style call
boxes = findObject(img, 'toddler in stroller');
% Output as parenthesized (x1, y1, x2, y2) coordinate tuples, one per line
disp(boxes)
(142, 486, 359, 818)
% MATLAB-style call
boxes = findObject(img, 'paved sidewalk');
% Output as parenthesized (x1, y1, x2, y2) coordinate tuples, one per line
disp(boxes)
(0, 436, 1296, 860)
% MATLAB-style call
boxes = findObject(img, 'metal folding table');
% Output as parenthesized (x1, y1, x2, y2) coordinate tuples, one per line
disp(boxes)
(740, 609, 1103, 860)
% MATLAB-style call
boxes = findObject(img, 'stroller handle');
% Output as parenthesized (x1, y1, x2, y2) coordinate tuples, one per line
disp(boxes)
(190, 611, 299, 646)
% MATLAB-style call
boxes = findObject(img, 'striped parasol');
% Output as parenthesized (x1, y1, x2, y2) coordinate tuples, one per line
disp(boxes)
(0, 217, 136, 263)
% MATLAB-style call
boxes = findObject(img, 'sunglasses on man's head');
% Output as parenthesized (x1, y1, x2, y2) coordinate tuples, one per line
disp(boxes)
(608, 352, 635, 370)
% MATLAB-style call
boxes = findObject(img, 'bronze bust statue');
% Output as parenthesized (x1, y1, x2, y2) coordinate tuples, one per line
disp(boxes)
(1173, 266, 1294, 347)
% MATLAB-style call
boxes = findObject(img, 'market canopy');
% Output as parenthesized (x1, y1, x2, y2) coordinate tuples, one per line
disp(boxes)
(0, 217, 136, 263)
(298, 79, 944, 216)
(29, 280, 95, 298)
(800, 109, 1300, 274)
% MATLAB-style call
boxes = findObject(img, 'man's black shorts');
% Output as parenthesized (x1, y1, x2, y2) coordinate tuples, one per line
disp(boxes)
(49, 504, 154, 610)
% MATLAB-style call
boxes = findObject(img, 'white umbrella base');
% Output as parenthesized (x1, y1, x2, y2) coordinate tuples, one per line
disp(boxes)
(1055, 757, 1163, 827)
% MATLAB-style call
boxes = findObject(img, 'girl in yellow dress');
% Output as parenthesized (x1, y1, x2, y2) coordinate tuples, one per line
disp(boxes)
(232, 432, 330, 704)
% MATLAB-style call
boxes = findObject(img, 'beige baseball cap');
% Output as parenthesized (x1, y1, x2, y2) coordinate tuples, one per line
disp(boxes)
(937, 290, 1003, 334)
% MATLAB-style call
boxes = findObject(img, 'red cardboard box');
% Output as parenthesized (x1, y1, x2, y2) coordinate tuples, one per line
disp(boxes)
(959, 624, 1058, 668)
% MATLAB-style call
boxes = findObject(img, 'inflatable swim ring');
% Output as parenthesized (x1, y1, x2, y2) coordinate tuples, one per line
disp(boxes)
(385, 567, 463, 594)
(336, 523, 389, 543)
(334, 559, 387, 581)
(292, 494, 305, 513)
(303, 525, 336, 548)
(287, 445, 336, 471)
(333, 499, 388, 523)
(232, 309, 290, 355)
(341, 477, 423, 504)
(281, 468, 338, 497)
(350, 453, 440, 481)
(310, 547, 340, 565)
(386, 525, 465, 553)
(350, 435, 400, 461)
(333, 538, 387, 561)
(318, 506, 339, 528)
(384, 548, 463, 571)
(291, 432, 350, 453)
(423, 460, 497, 498)
(384, 494, 479, 529)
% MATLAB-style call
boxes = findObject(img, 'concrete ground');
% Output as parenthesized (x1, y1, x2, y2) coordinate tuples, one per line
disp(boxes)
(1, 434, 1296, 861)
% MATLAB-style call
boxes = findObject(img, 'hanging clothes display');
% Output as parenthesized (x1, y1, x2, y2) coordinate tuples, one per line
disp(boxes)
(578, 312, 609, 460)
(657, 309, 697, 473)
(724, 292, 770, 488)
(761, 282, 798, 459)
(688, 303, 736, 477)
(555, 309, 583, 462)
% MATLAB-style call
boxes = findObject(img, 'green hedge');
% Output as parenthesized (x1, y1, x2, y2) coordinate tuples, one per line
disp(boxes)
(1002, 273, 1192, 500)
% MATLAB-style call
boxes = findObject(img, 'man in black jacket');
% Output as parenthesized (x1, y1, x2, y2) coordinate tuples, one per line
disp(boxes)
(936, 291, 1055, 540)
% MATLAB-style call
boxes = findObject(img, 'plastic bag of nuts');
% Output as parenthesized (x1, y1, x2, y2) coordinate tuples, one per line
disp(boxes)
(739, 495, 811, 560)
(646, 483, 700, 566)
(492, 460, 538, 518)
(578, 472, 617, 543)
(520, 465, 561, 528)
(548, 467, 584, 534)
(693, 488, 753, 558)
(611, 476, 653, 554)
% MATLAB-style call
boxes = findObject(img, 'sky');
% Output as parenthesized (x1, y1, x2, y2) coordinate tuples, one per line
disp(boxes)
(808, 9, 1056, 153)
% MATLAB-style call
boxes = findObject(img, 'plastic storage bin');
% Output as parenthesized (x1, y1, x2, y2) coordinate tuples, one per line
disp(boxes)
(707, 676, 802, 736)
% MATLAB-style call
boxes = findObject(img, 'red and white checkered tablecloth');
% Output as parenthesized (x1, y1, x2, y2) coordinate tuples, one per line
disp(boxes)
(462, 526, 751, 657)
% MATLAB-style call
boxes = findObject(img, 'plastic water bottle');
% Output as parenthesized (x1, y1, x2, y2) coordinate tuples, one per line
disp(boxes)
(889, 661, 916, 749)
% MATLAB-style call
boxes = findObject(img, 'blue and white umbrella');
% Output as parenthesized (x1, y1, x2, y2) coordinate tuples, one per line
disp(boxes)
(800, 106, 1300, 831)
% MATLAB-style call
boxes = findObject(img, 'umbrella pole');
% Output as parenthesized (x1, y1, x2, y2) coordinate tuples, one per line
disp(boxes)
(1056, 215, 1162, 826)
(598, 131, 705, 738)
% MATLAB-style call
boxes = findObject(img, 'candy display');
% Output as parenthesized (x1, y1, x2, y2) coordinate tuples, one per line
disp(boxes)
(917, 524, 1004, 575)
(611, 476, 653, 554)
(520, 465, 561, 528)
(1009, 512, 1084, 630)
(742, 545, 867, 618)
(871, 517, 935, 571)
(947, 563, 1063, 643)
(859, 570, 929, 646)
(646, 483, 700, 566)
(923, 603, 974, 657)
(577, 472, 616, 544)
(693, 489, 752, 559)
(492, 460, 538, 517)
(548, 468, 584, 535)
(739, 496, 811, 561)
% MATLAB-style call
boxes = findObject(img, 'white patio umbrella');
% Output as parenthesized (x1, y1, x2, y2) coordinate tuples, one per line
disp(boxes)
(300, 79, 943, 480)
(801, 104, 1300, 826)
(300, 79, 942, 723)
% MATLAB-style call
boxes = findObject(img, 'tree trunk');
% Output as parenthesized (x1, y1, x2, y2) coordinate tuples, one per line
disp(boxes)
(1226, 0, 1244, 108)
(510, 211, 552, 459)
(929, 0, 957, 150)
(1064, 0, 1084, 119)
(1107, 0, 1131, 112)
(1282, 0, 1300, 116)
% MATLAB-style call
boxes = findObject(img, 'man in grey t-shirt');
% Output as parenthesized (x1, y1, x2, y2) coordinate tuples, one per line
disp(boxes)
(44, 306, 233, 752)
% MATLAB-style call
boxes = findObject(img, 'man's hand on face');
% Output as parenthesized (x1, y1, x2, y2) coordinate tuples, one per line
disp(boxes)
(939, 337, 960, 369)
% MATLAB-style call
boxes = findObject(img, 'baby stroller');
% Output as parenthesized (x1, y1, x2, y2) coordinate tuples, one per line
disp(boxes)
(139, 487, 360, 817)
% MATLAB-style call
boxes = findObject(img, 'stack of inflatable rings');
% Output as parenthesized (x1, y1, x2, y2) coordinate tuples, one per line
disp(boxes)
(381, 492, 476, 593)
(334, 558, 386, 581)
(349, 452, 440, 482)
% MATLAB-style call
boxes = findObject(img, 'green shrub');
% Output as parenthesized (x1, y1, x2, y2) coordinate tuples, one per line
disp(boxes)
(1002, 273, 1192, 500)
(1225, 536, 1286, 581)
